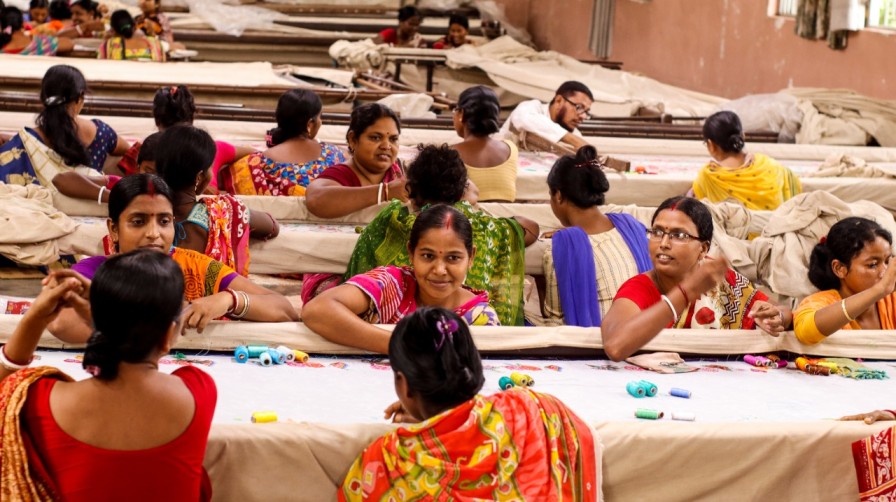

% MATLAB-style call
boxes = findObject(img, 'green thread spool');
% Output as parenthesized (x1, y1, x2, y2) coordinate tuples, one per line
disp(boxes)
(635, 408, 664, 420)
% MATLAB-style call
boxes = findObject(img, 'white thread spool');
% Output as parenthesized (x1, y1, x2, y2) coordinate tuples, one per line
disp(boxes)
(276, 346, 295, 362)
(671, 412, 696, 421)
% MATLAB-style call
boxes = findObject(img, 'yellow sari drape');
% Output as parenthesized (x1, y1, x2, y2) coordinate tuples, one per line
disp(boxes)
(692, 153, 802, 210)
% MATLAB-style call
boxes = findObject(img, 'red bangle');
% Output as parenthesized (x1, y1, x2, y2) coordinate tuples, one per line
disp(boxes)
(676, 284, 690, 305)
(263, 213, 278, 241)
(224, 289, 239, 315)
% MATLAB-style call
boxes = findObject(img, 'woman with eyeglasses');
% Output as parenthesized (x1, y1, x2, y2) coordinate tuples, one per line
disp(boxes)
(600, 196, 791, 361)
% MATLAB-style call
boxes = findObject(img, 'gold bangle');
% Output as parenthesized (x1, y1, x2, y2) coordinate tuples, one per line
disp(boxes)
(840, 299, 856, 322)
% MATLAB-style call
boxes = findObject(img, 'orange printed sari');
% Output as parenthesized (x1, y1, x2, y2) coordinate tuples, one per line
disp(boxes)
(0, 367, 71, 501)
(853, 426, 896, 501)
(339, 388, 599, 501)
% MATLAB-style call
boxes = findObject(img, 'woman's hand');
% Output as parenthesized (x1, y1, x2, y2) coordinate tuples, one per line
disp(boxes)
(386, 178, 409, 203)
(181, 292, 234, 334)
(28, 277, 88, 325)
(873, 257, 896, 300)
(41, 270, 91, 323)
(749, 301, 787, 336)
(680, 256, 728, 300)
(840, 410, 896, 424)
(383, 400, 419, 423)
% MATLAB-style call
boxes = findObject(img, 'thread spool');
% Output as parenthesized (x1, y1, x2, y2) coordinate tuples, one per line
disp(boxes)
(510, 372, 533, 387)
(635, 408, 663, 420)
(744, 355, 767, 367)
(234, 346, 249, 364)
(293, 350, 310, 363)
(671, 412, 696, 421)
(626, 381, 647, 398)
(639, 380, 658, 397)
(251, 411, 278, 423)
(276, 346, 295, 362)
(806, 364, 832, 376)
(258, 352, 273, 367)
(499, 376, 515, 390)
(766, 355, 788, 369)
(795, 356, 810, 372)
(267, 349, 285, 365)
(246, 345, 270, 358)
(670, 388, 691, 399)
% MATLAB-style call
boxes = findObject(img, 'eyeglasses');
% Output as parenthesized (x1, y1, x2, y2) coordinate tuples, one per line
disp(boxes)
(646, 228, 700, 243)
(559, 95, 592, 119)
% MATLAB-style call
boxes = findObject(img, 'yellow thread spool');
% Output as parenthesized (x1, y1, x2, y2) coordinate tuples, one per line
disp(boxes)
(293, 350, 310, 363)
(251, 411, 278, 423)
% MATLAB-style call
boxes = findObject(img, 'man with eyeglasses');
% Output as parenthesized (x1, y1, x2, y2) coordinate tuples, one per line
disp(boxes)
(499, 80, 593, 151)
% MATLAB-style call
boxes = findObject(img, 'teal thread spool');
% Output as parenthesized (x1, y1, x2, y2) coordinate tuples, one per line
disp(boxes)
(626, 381, 647, 398)
(639, 380, 658, 397)
(635, 409, 664, 420)
(234, 346, 249, 363)
(499, 376, 515, 390)
(246, 345, 270, 358)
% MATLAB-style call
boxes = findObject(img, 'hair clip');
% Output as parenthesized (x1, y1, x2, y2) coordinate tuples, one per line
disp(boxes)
(44, 95, 66, 107)
(264, 131, 274, 148)
(574, 159, 602, 169)
(434, 314, 459, 351)
(819, 236, 827, 245)
(84, 365, 101, 377)
(169, 86, 178, 96)
(2, 26, 12, 35)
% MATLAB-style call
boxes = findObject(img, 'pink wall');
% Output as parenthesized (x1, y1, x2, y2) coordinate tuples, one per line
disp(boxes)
(493, 0, 896, 100)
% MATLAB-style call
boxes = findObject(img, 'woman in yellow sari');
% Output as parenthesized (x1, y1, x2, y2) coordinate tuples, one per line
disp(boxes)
(339, 307, 597, 501)
(692, 111, 800, 211)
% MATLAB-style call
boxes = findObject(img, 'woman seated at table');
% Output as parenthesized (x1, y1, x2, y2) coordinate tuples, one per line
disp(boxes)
(136, 0, 178, 48)
(335, 143, 536, 326)
(451, 85, 518, 202)
(48, 174, 298, 344)
(372, 5, 425, 48)
(432, 14, 475, 49)
(303, 204, 499, 354)
(543, 146, 652, 327)
(793, 217, 896, 344)
(30, 0, 72, 34)
(1, 6, 73, 55)
(98, 9, 164, 61)
(155, 125, 279, 276)
(117, 85, 253, 193)
(26, 0, 49, 26)
(223, 89, 344, 196)
(339, 307, 596, 501)
(0, 65, 129, 202)
(305, 103, 408, 218)
(692, 110, 800, 211)
(55, 0, 105, 38)
(0, 248, 217, 500)
(601, 196, 791, 361)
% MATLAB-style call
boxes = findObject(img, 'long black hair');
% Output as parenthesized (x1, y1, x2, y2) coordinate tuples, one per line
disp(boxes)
(109, 9, 136, 38)
(154, 124, 216, 192)
(37, 65, 89, 166)
(83, 249, 184, 380)
(389, 307, 484, 410)
(456, 86, 500, 137)
(547, 145, 609, 208)
(0, 6, 22, 48)
(268, 89, 322, 146)
(405, 144, 467, 206)
(808, 217, 893, 291)
(152, 85, 196, 130)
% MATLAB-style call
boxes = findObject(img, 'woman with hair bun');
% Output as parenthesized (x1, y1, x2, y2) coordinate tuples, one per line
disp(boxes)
(98, 9, 164, 61)
(692, 110, 800, 210)
(223, 89, 345, 196)
(339, 307, 597, 501)
(1, 5, 74, 55)
(794, 217, 896, 344)
(451, 85, 519, 202)
(0, 248, 217, 499)
(542, 145, 652, 326)
(0, 65, 129, 202)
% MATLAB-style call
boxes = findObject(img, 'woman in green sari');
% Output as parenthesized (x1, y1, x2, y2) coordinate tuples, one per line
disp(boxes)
(344, 144, 537, 325)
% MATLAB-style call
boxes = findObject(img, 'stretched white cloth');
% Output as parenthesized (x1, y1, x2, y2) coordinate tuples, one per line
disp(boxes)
(789, 88, 896, 147)
(0, 183, 78, 265)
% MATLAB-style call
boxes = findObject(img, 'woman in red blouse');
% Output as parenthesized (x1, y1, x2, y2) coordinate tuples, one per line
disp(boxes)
(0, 249, 216, 500)
(601, 196, 791, 361)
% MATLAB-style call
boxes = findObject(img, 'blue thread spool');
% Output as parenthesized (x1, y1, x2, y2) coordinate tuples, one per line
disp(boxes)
(499, 376, 515, 390)
(246, 345, 269, 358)
(258, 351, 273, 367)
(276, 346, 295, 362)
(267, 349, 285, 365)
(626, 381, 647, 398)
(639, 380, 658, 397)
(234, 346, 249, 364)
(670, 388, 691, 399)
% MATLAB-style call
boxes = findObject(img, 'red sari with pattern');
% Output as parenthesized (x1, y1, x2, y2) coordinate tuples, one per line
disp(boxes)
(339, 387, 598, 501)
(853, 425, 896, 501)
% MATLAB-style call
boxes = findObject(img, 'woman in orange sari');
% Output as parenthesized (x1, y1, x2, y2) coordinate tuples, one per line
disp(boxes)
(339, 307, 598, 501)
